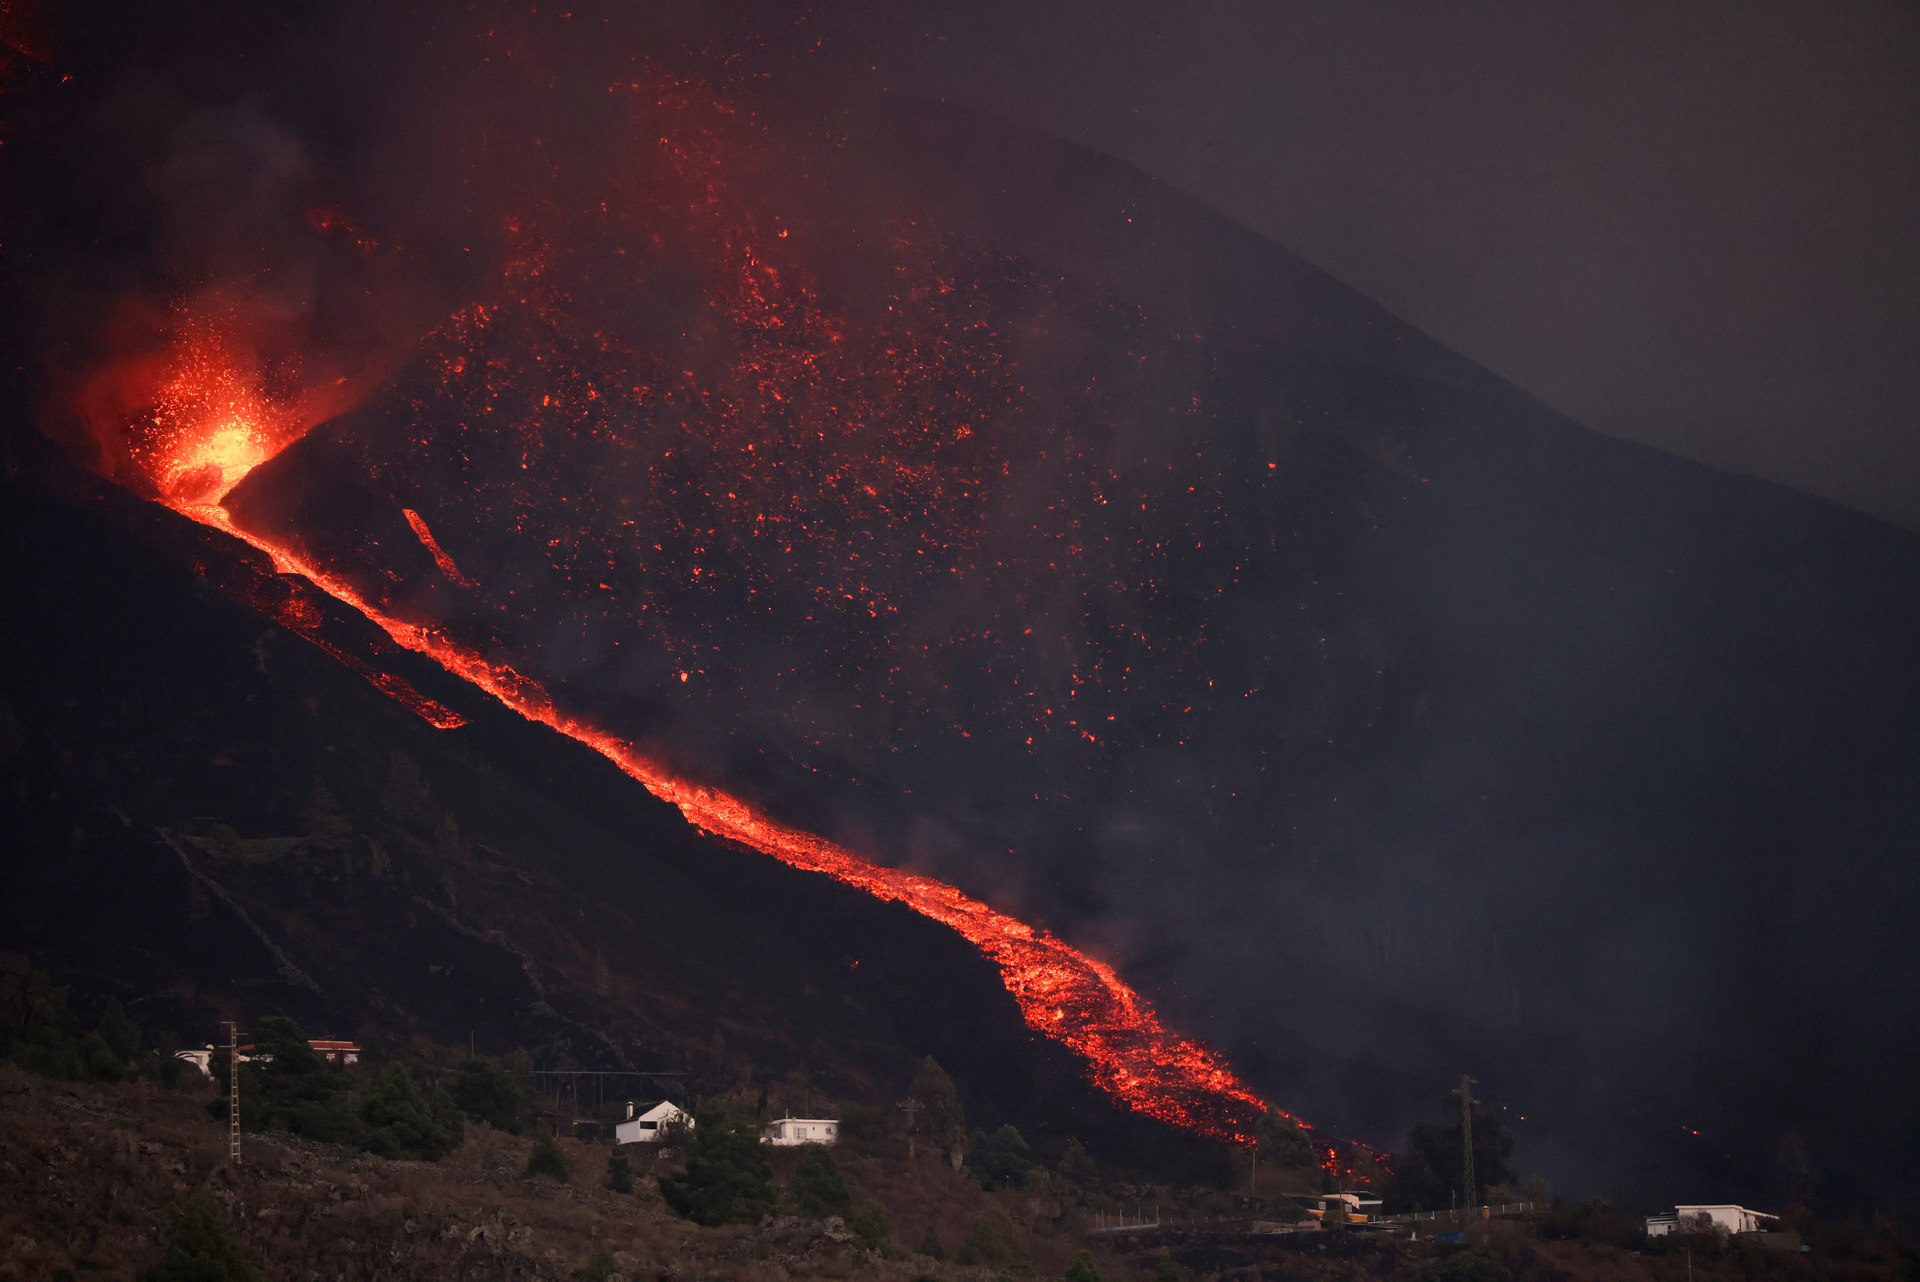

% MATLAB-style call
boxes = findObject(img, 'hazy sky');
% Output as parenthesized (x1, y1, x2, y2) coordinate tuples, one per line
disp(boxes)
(800, 1, 1920, 531)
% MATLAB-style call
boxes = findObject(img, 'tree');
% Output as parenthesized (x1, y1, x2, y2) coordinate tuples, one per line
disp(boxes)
(1058, 1138, 1098, 1186)
(957, 1217, 1025, 1270)
(917, 1227, 946, 1260)
(1, 968, 82, 1080)
(359, 1063, 464, 1161)
(449, 1055, 532, 1134)
(658, 1107, 776, 1226)
(849, 1201, 891, 1252)
(969, 1124, 1032, 1191)
(1256, 1109, 1317, 1169)
(212, 1015, 358, 1145)
(607, 1146, 635, 1194)
(1384, 1089, 1516, 1213)
(912, 1057, 967, 1170)
(96, 997, 142, 1065)
(524, 1135, 570, 1183)
(141, 1192, 265, 1282)
(791, 1143, 852, 1218)
(1064, 1248, 1103, 1282)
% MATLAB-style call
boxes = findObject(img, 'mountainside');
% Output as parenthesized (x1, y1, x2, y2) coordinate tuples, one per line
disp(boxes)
(0, 17, 1916, 1223)
(0, 426, 1212, 1174)
(179, 92, 1920, 1214)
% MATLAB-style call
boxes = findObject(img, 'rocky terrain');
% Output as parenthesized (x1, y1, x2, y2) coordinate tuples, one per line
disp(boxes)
(3, 1065, 1914, 1282)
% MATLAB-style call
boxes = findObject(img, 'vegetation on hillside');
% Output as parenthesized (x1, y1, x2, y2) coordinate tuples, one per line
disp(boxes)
(659, 1106, 778, 1226)
(140, 1192, 265, 1282)
(1384, 1091, 1517, 1213)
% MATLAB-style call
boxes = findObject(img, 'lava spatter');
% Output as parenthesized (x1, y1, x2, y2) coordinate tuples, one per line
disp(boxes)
(77, 64, 1380, 1159)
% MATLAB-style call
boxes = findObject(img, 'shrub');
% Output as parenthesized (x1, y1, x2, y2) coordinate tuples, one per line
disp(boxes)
(658, 1107, 776, 1226)
(849, 1201, 891, 1253)
(918, 1227, 946, 1260)
(1057, 1138, 1098, 1185)
(969, 1124, 1032, 1191)
(141, 1192, 264, 1282)
(1423, 1248, 1514, 1282)
(791, 1143, 852, 1218)
(607, 1146, 635, 1194)
(1255, 1109, 1317, 1169)
(1064, 1248, 1102, 1282)
(958, 1217, 1026, 1269)
(450, 1055, 532, 1134)
(574, 1246, 620, 1282)
(524, 1135, 571, 1183)
(359, 1063, 464, 1161)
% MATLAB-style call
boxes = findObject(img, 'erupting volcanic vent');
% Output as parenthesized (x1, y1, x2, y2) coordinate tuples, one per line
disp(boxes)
(77, 61, 1375, 1158)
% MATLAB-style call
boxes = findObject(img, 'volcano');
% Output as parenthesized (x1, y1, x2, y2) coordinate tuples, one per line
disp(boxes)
(4, 5, 1918, 1217)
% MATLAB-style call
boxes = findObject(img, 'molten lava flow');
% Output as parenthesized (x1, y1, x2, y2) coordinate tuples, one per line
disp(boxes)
(402, 508, 479, 591)
(155, 464, 1274, 1140)
(83, 63, 1390, 1161)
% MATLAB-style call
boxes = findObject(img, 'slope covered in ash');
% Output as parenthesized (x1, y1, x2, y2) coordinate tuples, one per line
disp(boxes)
(208, 91, 1920, 1215)
(0, 426, 1219, 1173)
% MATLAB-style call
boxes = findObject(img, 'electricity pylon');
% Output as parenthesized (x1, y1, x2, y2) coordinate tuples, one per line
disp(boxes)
(1454, 1074, 1477, 1209)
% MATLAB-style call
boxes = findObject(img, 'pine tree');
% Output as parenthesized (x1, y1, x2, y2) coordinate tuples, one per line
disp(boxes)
(658, 1108, 776, 1225)
(450, 1055, 532, 1134)
(359, 1063, 464, 1160)
(791, 1143, 851, 1218)
(917, 1227, 946, 1260)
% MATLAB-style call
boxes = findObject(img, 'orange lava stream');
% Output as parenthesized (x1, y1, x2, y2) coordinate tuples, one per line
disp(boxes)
(166, 493, 1278, 1142)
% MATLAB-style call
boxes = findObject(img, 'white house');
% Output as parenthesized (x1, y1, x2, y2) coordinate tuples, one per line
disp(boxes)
(614, 1101, 692, 1145)
(1300, 1192, 1384, 1224)
(764, 1116, 840, 1147)
(1646, 1205, 1780, 1236)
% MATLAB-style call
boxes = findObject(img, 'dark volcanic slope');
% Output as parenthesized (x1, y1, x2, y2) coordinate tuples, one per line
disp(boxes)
(207, 93, 1920, 1217)
(0, 428, 1219, 1173)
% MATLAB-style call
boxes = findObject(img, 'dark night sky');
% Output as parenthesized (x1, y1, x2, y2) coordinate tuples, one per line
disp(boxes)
(796, 0, 1920, 531)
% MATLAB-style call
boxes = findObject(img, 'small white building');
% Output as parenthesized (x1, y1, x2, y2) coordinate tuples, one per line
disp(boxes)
(1646, 1205, 1780, 1236)
(308, 1040, 360, 1066)
(614, 1100, 692, 1145)
(1301, 1192, 1384, 1224)
(764, 1116, 840, 1147)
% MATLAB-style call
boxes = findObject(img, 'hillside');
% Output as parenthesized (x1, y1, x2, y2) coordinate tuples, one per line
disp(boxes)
(2, 1067, 1912, 1282)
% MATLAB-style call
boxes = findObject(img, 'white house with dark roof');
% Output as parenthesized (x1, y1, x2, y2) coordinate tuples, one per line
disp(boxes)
(614, 1100, 692, 1145)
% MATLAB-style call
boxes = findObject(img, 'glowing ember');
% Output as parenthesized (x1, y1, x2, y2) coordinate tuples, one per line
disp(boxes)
(139, 315, 301, 504)
(75, 61, 1387, 1166)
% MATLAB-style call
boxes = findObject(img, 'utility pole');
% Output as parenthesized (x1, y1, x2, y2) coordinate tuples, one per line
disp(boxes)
(1249, 1142, 1259, 1196)
(225, 1020, 242, 1166)
(897, 1098, 923, 1162)
(1455, 1075, 1477, 1210)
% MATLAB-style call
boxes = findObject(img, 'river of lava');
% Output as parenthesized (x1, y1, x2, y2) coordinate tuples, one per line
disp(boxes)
(161, 488, 1282, 1143)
